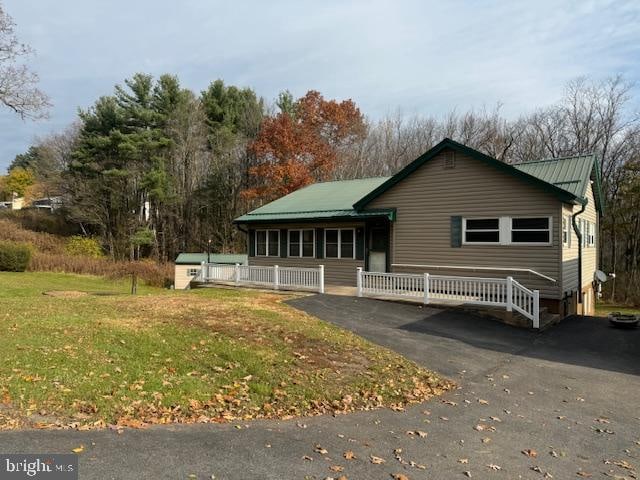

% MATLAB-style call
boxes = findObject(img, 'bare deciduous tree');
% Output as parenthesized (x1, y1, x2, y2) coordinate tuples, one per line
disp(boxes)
(0, 3, 49, 119)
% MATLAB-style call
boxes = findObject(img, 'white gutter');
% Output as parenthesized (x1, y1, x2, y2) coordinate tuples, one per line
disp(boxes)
(391, 264, 557, 283)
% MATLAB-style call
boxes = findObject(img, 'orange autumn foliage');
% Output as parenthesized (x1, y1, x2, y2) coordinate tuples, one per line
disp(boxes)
(244, 90, 365, 201)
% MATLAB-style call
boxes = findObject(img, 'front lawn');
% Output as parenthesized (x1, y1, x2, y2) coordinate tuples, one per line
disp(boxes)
(0, 272, 449, 429)
(595, 301, 640, 317)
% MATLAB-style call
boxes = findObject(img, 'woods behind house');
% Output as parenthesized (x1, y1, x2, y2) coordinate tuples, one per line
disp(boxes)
(1, 74, 639, 304)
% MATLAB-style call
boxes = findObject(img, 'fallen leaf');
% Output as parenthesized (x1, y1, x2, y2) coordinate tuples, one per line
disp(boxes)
(576, 472, 592, 477)
(612, 459, 634, 470)
(329, 465, 344, 472)
(315, 445, 328, 454)
(464, 471, 472, 477)
(459, 458, 469, 464)
(522, 449, 538, 458)
(71, 445, 84, 454)
(487, 464, 501, 471)
(343, 451, 356, 460)
(392, 474, 410, 480)
(370, 455, 386, 464)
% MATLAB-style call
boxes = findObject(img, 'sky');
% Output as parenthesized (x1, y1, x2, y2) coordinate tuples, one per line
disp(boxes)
(1, 0, 639, 171)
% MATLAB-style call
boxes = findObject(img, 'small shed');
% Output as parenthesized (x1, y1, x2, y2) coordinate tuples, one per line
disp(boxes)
(174, 253, 248, 289)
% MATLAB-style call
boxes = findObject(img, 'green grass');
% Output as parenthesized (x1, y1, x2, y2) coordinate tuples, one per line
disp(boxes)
(0, 272, 448, 429)
(595, 301, 640, 317)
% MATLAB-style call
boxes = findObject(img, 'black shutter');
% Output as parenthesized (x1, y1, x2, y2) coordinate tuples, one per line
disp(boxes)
(356, 227, 365, 260)
(280, 229, 287, 257)
(450, 216, 462, 248)
(248, 229, 255, 257)
(316, 228, 324, 259)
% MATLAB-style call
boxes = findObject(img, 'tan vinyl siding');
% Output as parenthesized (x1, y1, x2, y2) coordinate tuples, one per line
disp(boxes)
(368, 149, 562, 298)
(248, 222, 364, 286)
(561, 183, 598, 292)
(175, 264, 199, 290)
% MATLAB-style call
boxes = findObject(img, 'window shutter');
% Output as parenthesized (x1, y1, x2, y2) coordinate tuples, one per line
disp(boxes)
(280, 229, 287, 257)
(450, 216, 462, 248)
(356, 227, 365, 260)
(316, 228, 324, 259)
(248, 229, 255, 257)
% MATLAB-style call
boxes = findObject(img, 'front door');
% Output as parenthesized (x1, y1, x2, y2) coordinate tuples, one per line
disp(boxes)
(368, 226, 388, 272)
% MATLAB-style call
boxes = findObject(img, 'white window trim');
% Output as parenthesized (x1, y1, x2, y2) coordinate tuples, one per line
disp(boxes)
(187, 268, 199, 276)
(587, 221, 595, 247)
(324, 228, 356, 259)
(462, 216, 553, 246)
(255, 229, 280, 257)
(462, 218, 501, 245)
(510, 216, 553, 246)
(562, 215, 570, 247)
(287, 229, 315, 258)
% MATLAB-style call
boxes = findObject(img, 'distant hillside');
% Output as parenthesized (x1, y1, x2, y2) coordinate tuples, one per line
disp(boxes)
(0, 215, 172, 287)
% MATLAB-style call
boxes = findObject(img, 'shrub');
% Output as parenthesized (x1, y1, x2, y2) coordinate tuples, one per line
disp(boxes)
(65, 236, 104, 258)
(0, 241, 32, 272)
(29, 252, 173, 287)
(0, 218, 66, 254)
(0, 209, 79, 236)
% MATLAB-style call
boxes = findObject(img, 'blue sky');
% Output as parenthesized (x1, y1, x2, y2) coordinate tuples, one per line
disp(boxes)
(1, 0, 639, 171)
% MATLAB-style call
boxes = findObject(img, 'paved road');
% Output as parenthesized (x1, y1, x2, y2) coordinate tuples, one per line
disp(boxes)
(1, 295, 638, 479)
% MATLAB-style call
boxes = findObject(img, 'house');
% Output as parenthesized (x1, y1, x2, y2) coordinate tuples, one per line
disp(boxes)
(234, 138, 603, 317)
(0, 194, 24, 210)
(31, 196, 63, 212)
(174, 253, 248, 289)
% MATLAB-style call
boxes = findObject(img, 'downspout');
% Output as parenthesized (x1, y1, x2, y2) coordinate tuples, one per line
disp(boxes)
(571, 200, 587, 308)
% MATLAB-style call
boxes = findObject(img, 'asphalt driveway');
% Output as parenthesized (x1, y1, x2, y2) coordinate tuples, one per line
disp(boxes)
(0, 294, 638, 479)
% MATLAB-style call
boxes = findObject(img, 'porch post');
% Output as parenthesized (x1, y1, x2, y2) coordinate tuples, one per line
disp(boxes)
(200, 260, 206, 282)
(234, 263, 240, 285)
(423, 273, 430, 304)
(356, 267, 363, 297)
(274, 265, 279, 290)
(533, 290, 540, 329)
(506, 276, 513, 312)
(318, 265, 325, 294)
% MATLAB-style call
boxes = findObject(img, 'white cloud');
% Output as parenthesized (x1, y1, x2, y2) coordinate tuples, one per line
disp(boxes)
(1, 0, 639, 169)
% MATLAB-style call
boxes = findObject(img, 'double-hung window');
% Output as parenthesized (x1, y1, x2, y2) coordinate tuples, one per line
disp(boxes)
(288, 229, 315, 257)
(325, 229, 355, 259)
(587, 221, 595, 247)
(511, 217, 551, 244)
(255, 229, 280, 256)
(187, 268, 199, 276)
(463, 218, 500, 244)
(562, 215, 571, 246)
(463, 216, 552, 245)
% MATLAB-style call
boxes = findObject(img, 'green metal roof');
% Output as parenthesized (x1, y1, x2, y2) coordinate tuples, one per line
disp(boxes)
(354, 138, 581, 210)
(235, 139, 604, 224)
(513, 154, 604, 212)
(513, 154, 594, 198)
(175, 253, 248, 265)
(234, 177, 392, 223)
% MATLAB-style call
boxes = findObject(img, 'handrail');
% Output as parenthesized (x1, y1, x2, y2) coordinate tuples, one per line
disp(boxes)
(358, 268, 540, 328)
(391, 264, 557, 283)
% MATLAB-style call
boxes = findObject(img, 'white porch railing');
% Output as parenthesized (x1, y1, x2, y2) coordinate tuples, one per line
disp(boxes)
(198, 262, 324, 294)
(357, 268, 539, 328)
